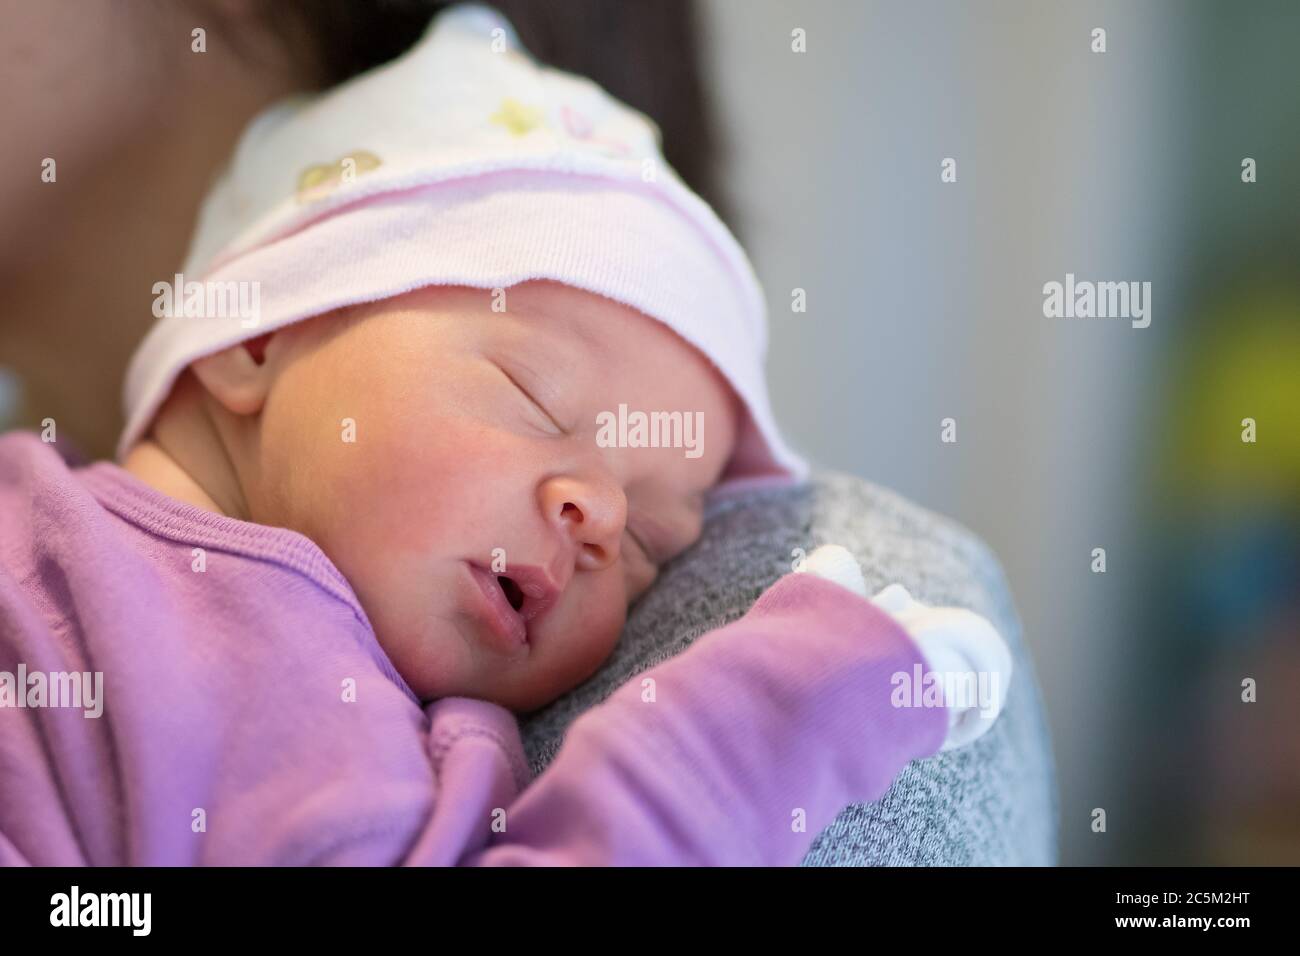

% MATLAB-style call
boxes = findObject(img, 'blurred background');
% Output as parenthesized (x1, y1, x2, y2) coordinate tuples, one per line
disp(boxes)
(2, 0, 1295, 864)
(699, 0, 1299, 864)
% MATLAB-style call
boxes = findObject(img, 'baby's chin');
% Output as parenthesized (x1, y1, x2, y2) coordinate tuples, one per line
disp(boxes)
(382, 611, 624, 715)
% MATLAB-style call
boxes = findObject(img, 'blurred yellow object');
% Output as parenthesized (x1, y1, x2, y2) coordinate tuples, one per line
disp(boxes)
(1163, 286, 1300, 505)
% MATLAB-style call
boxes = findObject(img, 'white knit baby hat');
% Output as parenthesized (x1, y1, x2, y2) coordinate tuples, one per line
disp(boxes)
(120, 2, 808, 488)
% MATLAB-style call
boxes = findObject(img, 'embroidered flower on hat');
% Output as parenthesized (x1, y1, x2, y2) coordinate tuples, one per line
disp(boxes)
(295, 151, 383, 204)
(489, 98, 544, 137)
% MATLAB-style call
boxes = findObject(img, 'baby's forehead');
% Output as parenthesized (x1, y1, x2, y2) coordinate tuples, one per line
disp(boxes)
(501, 282, 631, 348)
(508, 283, 713, 374)
(519, 314, 723, 418)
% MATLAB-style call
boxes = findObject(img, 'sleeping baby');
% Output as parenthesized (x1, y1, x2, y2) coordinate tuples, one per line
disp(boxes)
(0, 4, 1010, 866)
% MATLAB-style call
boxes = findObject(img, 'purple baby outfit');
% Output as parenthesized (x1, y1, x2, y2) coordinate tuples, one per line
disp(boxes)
(0, 431, 945, 865)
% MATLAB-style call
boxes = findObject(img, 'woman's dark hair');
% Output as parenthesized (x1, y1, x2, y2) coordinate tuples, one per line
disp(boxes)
(262, 0, 727, 221)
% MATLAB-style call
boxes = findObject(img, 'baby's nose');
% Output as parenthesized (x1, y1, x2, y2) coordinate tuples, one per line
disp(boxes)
(538, 473, 627, 572)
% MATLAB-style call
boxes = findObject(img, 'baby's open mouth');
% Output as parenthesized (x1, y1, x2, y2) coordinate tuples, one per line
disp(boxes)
(489, 565, 560, 623)
(496, 575, 525, 612)
(465, 562, 561, 651)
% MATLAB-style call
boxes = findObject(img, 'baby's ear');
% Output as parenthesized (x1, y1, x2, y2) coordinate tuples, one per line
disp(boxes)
(190, 333, 279, 417)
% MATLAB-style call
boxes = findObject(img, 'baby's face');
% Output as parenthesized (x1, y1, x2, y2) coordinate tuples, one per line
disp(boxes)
(252, 281, 739, 712)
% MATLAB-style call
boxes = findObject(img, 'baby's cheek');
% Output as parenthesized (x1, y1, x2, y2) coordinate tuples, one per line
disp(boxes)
(625, 559, 659, 606)
(325, 419, 477, 548)
(343, 547, 483, 697)
(543, 579, 628, 689)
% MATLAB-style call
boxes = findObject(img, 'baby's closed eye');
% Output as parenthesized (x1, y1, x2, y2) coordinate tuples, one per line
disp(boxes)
(494, 361, 567, 435)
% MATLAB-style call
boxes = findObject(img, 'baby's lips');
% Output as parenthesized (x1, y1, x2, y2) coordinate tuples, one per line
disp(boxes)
(498, 563, 562, 625)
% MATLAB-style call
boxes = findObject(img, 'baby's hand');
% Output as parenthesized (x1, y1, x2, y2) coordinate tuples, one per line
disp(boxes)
(797, 544, 1013, 751)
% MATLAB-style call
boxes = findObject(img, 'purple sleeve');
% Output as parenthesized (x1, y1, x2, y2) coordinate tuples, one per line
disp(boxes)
(413, 572, 947, 866)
